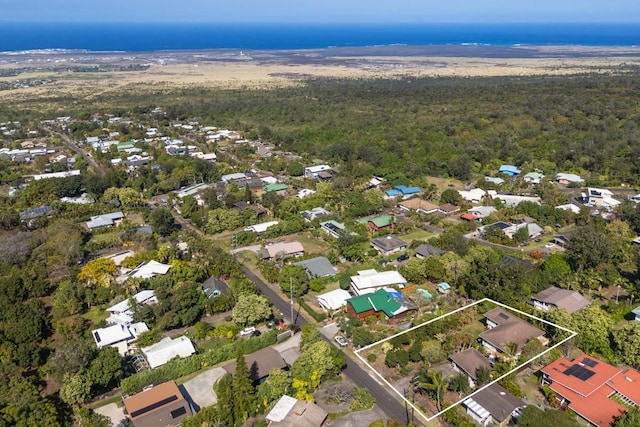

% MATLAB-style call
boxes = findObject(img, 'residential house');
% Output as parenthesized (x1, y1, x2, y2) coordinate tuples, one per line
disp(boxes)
(304, 165, 333, 179)
(415, 244, 446, 258)
(101, 250, 135, 267)
(490, 193, 541, 208)
(234, 201, 269, 218)
(122, 260, 171, 282)
(106, 290, 158, 324)
(556, 173, 584, 185)
(467, 206, 497, 219)
(631, 306, 640, 321)
(91, 322, 148, 356)
(530, 286, 590, 314)
(317, 289, 352, 311)
(458, 188, 487, 204)
(293, 256, 337, 278)
(19, 205, 53, 221)
(350, 269, 407, 296)
(437, 282, 452, 295)
(479, 307, 545, 355)
(556, 203, 581, 214)
(384, 189, 403, 199)
(302, 207, 330, 222)
(370, 235, 407, 256)
(320, 220, 348, 238)
(345, 288, 417, 324)
(438, 203, 460, 215)
(499, 165, 522, 177)
(142, 336, 197, 369)
(259, 241, 305, 260)
(552, 234, 572, 248)
(541, 356, 640, 427)
(29, 169, 81, 181)
(585, 188, 620, 208)
(221, 172, 248, 184)
(398, 198, 439, 215)
(365, 214, 396, 231)
(266, 395, 328, 427)
(244, 220, 279, 233)
(463, 383, 525, 427)
(393, 185, 421, 199)
(367, 176, 385, 189)
(523, 172, 545, 184)
(264, 183, 289, 194)
(297, 188, 316, 199)
(86, 211, 125, 230)
(461, 212, 480, 222)
(502, 222, 543, 240)
(123, 381, 193, 427)
(202, 276, 229, 298)
(484, 176, 505, 185)
(223, 347, 287, 384)
(449, 348, 491, 387)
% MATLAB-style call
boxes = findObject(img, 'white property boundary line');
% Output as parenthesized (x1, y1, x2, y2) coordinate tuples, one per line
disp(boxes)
(353, 297, 578, 424)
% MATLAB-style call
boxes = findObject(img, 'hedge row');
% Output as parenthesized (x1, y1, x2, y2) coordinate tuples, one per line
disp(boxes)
(298, 298, 327, 322)
(121, 330, 278, 394)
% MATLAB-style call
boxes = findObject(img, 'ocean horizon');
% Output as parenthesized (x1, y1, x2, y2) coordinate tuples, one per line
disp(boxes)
(1, 22, 639, 53)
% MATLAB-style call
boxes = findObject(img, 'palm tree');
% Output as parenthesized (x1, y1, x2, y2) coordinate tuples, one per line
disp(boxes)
(417, 369, 448, 412)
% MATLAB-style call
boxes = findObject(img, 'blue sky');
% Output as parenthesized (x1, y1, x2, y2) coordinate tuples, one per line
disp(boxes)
(1, 0, 638, 23)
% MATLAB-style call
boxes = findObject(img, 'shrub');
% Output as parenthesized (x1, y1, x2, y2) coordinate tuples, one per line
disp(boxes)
(298, 298, 327, 322)
(367, 353, 377, 363)
(350, 387, 375, 411)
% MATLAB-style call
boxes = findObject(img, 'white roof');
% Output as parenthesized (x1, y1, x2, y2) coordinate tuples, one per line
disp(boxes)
(92, 322, 148, 348)
(107, 290, 157, 315)
(266, 395, 298, 422)
(30, 169, 81, 180)
(101, 250, 135, 267)
(297, 188, 316, 199)
(129, 260, 171, 280)
(317, 289, 352, 311)
(305, 164, 332, 173)
(556, 173, 584, 183)
(351, 270, 407, 295)
(492, 194, 541, 208)
(458, 188, 487, 202)
(260, 176, 279, 184)
(244, 220, 279, 233)
(142, 336, 197, 369)
(221, 172, 247, 182)
(467, 206, 497, 218)
(556, 203, 581, 214)
(464, 398, 491, 420)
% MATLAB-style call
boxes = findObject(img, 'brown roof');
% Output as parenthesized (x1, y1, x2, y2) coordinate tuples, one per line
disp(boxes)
(223, 347, 287, 382)
(371, 235, 407, 252)
(398, 198, 439, 213)
(449, 348, 491, 380)
(531, 286, 590, 313)
(480, 307, 544, 354)
(123, 381, 192, 427)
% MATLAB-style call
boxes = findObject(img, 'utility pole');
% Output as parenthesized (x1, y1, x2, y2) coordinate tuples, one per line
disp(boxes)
(290, 277, 294, 330)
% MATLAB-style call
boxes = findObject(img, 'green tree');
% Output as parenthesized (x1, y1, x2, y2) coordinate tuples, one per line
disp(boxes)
(613, 406, 640, 427)
(78, 258, 118, 287)
(278, 264, 310, 297)
(440, 188, 463, 205)
(611, 322, 640, 367)
(573, 305, 614, 358)
(232, 349, 256, 423)
(88, 346, 123, 389)
(214, 373, 234, 426)
(256, 368, 291, 410)
(232, 293, 272, 326)
(73, 408, 112, 427)
(148, 208, 175, 236)
(60, 372, 92, 407)
(417, 369, 448, 412)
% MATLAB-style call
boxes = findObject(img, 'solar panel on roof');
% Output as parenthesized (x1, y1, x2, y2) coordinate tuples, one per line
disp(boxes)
(582, 358, 598, 367)
(563, 364, 595, 381)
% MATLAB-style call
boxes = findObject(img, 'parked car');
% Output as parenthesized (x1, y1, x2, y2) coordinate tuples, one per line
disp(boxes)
(335, 335, 349, 347)
(397, 254, 410, 262)
(545, 242, 556, 249)
(240, 326, 256, 337)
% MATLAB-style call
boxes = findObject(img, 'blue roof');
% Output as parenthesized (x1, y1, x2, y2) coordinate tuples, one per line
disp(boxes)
(394, 185, 421, 195)
(499, 165, 521, 176)
(385, 189, 402, 196)
(438, 282, 451, 290)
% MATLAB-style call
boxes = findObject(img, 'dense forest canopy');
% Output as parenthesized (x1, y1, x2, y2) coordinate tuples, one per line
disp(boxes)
(5, 73, 638, 185)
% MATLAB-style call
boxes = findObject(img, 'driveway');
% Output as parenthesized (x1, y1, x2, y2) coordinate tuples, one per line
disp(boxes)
(181, 367, 227, 411)
(94, 403, 127, 427)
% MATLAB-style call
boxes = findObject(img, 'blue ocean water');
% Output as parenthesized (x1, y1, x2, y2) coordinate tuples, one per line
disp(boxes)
(0, 22, 638, 52)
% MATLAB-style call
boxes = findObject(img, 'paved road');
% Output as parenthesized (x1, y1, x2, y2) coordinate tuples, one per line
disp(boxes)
(240, 265, 417, 425)
(48, 128, 106, 176)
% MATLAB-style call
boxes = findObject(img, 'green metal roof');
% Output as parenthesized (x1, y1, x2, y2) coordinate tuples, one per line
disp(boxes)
(347, 288, 402, 317)
(264, 183, 289, 193)
(369, 215, 394, 228)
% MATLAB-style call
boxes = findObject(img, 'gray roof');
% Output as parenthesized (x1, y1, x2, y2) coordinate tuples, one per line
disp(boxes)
(371, 235, 407, 252)
(293, 256, 336, 278)
(632, 306, 640, 316)
(449, 348, 491, 380)
(531, 286, 590, 313)
(466, 383, 525, 423)
(223, 347, 287, 382)
(414, 243, 445, 257)
(480, 307, 544, 354)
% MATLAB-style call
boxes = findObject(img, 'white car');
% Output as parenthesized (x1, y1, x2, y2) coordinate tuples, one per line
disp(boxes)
(545, 243, 556, 249)
(240, 327, 256, 337)
(335, 335, 349, 347)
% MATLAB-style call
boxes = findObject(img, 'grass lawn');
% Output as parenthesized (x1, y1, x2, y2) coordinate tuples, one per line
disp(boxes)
(289, 231, 333, 255)
(82, 306, 108, 327)
(399, 228, 434, 244)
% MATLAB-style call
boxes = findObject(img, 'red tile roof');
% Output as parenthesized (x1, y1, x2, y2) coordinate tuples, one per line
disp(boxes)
(542, 356, 640, 427)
